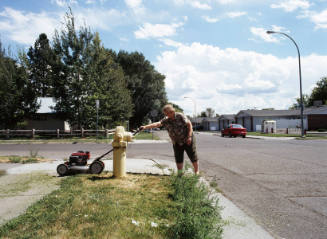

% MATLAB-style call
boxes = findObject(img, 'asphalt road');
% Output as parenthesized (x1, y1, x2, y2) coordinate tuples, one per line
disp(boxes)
(0, 132, 326, 239)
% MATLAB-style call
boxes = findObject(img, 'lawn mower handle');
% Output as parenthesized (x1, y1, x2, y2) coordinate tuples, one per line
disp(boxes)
(94, 128, 141, 161)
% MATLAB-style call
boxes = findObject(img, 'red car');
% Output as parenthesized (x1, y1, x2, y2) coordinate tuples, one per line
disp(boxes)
(221, 124, 247, 138)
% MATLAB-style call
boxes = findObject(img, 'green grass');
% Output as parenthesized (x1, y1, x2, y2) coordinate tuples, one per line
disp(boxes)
(0, 173, 223, 239)
(133, 131, 160, 140)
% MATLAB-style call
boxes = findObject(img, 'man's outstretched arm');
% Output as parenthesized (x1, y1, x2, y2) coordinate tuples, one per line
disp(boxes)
(140, 122, 162, 130)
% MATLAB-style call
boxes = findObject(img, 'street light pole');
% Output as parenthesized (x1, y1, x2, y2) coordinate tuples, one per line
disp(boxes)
(184, 96, 197, 131)
(266, 30, 305, 137)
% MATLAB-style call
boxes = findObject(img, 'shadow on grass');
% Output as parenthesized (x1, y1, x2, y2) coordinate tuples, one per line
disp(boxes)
(88, 175, 115, 181)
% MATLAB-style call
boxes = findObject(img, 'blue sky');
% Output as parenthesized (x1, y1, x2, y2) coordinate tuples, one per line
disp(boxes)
(1, 0, 327, 116)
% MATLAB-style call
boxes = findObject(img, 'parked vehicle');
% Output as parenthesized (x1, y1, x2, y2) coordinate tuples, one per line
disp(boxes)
(221, 124, 247, 138)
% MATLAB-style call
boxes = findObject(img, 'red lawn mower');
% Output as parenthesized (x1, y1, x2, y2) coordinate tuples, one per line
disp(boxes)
(56, 148, 113, 176)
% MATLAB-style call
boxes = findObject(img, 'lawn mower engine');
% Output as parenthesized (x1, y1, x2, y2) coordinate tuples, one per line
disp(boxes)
(69, 150, 90, 166)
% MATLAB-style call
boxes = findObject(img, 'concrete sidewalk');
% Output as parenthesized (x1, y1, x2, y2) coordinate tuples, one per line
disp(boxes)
(4, 157, 274, 239)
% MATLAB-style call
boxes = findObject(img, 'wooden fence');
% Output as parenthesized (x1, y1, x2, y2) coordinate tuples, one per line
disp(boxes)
(0, 129, 116, 139)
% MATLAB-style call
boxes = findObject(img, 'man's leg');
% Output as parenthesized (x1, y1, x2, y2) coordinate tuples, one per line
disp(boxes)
(173, 144, 184, 175)
(185, 135, 199, 174)
(192, 161, 199, 174)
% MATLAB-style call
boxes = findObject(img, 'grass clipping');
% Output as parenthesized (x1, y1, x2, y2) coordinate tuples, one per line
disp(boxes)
(0, 173, 223, 239)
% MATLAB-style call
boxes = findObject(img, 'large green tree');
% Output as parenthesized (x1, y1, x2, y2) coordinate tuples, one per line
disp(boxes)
(0, 43, 39, 128)
(290, 77, 327, 109)
(115, 51, 168, 127)
(308, 77, 327, 106)
(27, 33, 55, 97)
(52, 10, 132, 129)
(81, 33, 133, 128)
(51, 11, 93, 128)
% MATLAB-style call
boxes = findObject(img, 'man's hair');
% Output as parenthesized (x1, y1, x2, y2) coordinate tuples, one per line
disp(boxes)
(162, 104, 175, 113)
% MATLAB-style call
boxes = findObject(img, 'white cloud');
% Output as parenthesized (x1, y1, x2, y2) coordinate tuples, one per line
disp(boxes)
(271, 25, 289, 32)
(85, 0, 96, 4)
(271, 0, 311, 12)
(226, 11, 247, 18)
(215, 0, 237, 4)
(74, 8, 126, 30)
(159, 38, 183, 47)
(125, 0, 145, 15)
(310, 9, 327, 29)
(215, 0, 264, 4)
(134, 22, 184, 39)
(173, 0, 212, 10)
(0, 7, 62, 45)
(155, 42, 327, 115)
(299, 9, 327, 29)
(0, 7, 127, 45)
(202, 16, 220, 23)
(51, 0, 78, 7)
(250, 27, 279, 43)
(190, 1, 212, 10)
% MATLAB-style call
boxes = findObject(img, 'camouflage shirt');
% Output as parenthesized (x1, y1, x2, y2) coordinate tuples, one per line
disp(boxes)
(160, 112, 190, 145)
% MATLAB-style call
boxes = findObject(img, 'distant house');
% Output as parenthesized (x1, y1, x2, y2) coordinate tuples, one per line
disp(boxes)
(218, 114, 236, 131)
(235, 109, 302, 132)
(188, 117, 204, 130)
(235, 106, 327, 132)
(305, 105, 327, 130)
(202, 117, 219, 131)
(26, 97, 70, 131)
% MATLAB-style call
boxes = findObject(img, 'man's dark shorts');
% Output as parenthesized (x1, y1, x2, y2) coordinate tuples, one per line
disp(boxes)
(173, 134, 198, 163)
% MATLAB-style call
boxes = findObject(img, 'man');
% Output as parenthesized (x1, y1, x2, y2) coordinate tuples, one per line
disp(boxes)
(140, 104, 199, 175)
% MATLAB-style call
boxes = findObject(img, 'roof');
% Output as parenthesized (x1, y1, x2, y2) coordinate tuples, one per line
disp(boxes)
(236, 106, 327, 117)
(188, 117, 204, 123)
(37, 97, 56, 113)
(218, 114, 235, 120)
(304, 105, 327, 115)
(236, 109, 300, 117)
(202, 117, 218, 122)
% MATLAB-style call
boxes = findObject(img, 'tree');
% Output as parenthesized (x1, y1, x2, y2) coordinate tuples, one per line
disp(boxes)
(52, 10, 133, 129)
(27, 33, 55, 97)
(200, 111, 207, 117)
(0, 42, 39, 128)
(83, 33, 133, 128)
(206, 108, 215, 118)
(289, 94, 310, 109)
(308, 77, 327, 106)
(115, 51, 167, 128)
(171, 103, 183, 113)
(290, 77, 327, 109)
(52, 10, 94, 128)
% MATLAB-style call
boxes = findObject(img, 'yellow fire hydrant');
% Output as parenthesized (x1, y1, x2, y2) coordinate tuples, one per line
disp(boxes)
(112, 126, 133, 178)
